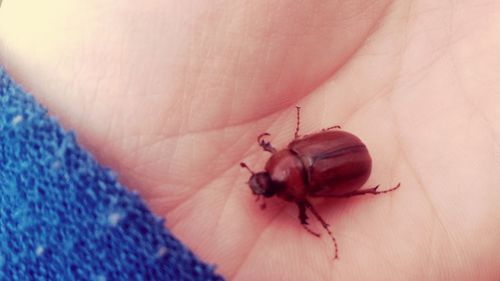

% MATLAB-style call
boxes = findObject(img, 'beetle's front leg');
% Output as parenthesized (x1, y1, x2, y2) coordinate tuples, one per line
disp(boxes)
(257, 133, 277, 153)
(255, 195, 266, 209)
(297, 202, 320, 237)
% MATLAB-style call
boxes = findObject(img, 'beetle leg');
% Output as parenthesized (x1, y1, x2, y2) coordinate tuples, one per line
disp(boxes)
(303, 200, 339, 259)
(257, 133, 277, 153)
(260, 201, 266, 209)
(255, 195, 266, 209)
(321, 125, 342, 131)
(294, 106, 301, 139)
(333, 182, 401, 198)
(297, 203, 321, 237)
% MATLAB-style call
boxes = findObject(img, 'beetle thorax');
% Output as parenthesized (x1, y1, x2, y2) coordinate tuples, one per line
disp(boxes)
(265, 149, 308, 201)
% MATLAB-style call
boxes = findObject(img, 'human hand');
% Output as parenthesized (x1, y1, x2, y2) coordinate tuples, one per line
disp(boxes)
(1, 0, 500, 280)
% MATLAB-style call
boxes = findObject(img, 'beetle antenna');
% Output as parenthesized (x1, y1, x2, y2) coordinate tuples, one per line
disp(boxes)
(240, 162, 255, 175)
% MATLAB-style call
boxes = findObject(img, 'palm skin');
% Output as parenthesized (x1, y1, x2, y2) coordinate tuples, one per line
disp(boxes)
(1, 0, 500, 280)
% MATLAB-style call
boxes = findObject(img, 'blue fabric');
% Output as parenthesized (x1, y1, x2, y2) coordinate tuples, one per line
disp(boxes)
(0, 68, 224, 281)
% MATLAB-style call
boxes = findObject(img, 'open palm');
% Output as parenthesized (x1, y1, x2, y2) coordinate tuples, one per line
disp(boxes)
(1, 0, 500, 280)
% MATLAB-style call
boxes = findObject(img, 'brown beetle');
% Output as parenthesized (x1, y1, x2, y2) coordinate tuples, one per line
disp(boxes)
(240, 107, 400, 259)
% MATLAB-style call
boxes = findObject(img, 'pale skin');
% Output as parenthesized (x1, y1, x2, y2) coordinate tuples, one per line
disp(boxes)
(1, 0, 500, 280)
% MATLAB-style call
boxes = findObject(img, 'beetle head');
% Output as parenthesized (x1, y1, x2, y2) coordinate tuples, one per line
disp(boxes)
(240, 162, 277, 198)
(248, 172, 276, 197)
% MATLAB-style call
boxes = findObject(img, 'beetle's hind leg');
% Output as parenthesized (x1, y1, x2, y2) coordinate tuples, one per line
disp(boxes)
(297, 203, 321, 237)
(257, 133, 277, 153)
(334, 182, 401, 198)
(302, 200, 339, 259)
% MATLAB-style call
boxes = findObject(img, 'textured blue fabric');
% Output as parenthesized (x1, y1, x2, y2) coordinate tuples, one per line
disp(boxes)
(0, 68, 224, 281)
